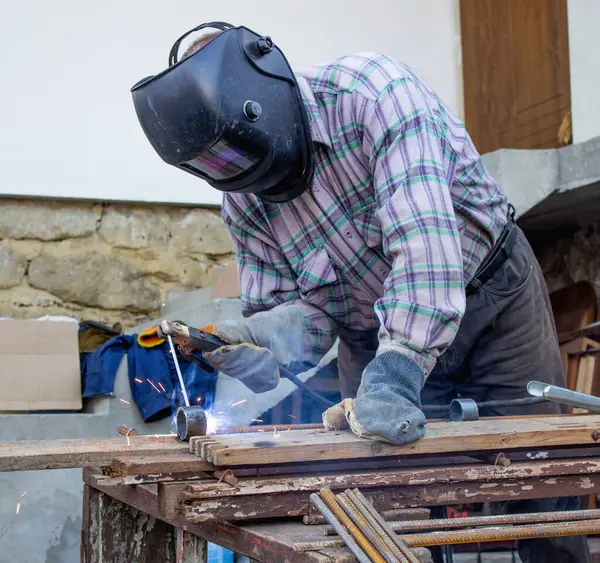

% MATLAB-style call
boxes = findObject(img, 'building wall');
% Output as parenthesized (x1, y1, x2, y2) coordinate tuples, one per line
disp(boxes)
(0, 0, 464, 206)
(567, 0, 600, 144)
(0, 199, 235, 326)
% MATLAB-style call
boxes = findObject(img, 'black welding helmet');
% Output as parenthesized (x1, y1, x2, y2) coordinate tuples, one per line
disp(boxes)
(130, 22, 315, 203)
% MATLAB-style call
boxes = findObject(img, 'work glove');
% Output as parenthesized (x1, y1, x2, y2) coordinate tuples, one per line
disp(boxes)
(203, 306, 307, 394)
(322, 351, 427, 445)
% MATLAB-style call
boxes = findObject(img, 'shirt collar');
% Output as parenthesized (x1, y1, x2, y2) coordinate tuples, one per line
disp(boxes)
(296, 74, 332, 149)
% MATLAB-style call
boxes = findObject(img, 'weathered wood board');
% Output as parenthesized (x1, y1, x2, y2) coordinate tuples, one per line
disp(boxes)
(0, 436, 188, 472)
(190, 415, 600, 466)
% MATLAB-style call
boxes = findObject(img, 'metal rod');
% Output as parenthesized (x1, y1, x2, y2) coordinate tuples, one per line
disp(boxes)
(308, 493, 371, 563)
(399, 518, 600, 547)
(352, 489, 421, 563)
(319, 489, 386, 563)
(527, 380, 600, 412)
(325, 508, 600, 535)
(336, 492, 405, 563)
(296, 518, 600, 550)
(167, 334, 190, 407)
(344, 489, 418, 563)
(216, 423, 323, 434)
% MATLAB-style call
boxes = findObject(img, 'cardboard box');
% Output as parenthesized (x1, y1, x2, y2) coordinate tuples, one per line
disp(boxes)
(210, 262, 241, 299)
(0, 319, 82, 411)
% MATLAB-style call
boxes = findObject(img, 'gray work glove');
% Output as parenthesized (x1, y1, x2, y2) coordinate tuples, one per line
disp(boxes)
(203, 307, 307, 394)
(322, 351, 426, 445)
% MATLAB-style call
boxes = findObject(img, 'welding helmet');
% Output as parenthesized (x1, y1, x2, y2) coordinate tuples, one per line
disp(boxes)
(130, 22, 315, 203)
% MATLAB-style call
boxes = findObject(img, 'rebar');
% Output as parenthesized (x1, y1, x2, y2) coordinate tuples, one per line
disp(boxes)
(399, 518, 600, 547)
(344, 489, 420, 563)
(351, 489, 421, 563)
(308, 493, 371, 563)
(216, 423, 323, 434)
(336, 492, 406, 563)
(325, 508, 600, 535)
(295, 518, 600, 551)
(319, 488, 386, 563)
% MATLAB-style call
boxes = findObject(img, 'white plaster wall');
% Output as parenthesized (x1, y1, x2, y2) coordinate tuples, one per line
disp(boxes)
(0, 0, 463, 205)
(567, 0, 600, 144)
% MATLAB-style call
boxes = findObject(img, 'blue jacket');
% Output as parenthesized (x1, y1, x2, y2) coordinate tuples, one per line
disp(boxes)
(81, 335, 217, 422)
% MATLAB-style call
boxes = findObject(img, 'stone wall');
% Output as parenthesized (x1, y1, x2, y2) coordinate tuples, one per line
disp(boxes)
(0, 199, 235, 327)
(537, 222, 600, 298)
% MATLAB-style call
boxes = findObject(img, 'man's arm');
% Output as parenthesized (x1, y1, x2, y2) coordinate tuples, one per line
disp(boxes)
(219, 196, 339, 368)
(363, 73, 466, 377)
(323, 67, 466, 445)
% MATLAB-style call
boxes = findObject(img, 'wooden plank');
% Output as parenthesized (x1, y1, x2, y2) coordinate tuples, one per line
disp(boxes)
(183, 458, 600, 500)
(0, 435, 187, 472)
(84, 472, 328, 563)
(109, 454, 215, 476)
(196, 415, 600, 467)
(184, 473, 600, 522)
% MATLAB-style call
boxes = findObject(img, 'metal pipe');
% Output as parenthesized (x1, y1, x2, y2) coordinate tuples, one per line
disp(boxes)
(325, 508, 600, 535)
(336, 492, 405, 563)
(319, 489, 387, 563)
(308, 493, 371, 563)
(344, 489, 419, 563)
(527, 380, 600, 412)
(351, 490, 421, 563)
(398, 518, 600, 547)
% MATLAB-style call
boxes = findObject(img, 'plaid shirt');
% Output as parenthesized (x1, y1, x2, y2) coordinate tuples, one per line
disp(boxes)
(222, 53, 508, 376)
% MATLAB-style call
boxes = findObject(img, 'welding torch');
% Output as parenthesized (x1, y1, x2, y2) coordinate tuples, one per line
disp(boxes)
(157, 320, 334, 408)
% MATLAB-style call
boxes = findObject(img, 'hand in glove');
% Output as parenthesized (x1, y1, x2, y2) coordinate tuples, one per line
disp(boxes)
(322, 351, 426, 445)
(203, 307, 307, 394)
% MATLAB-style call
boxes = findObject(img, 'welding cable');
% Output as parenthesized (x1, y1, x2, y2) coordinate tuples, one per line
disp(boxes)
(422, 396, 546, 415)
(279, 366, 335, 408)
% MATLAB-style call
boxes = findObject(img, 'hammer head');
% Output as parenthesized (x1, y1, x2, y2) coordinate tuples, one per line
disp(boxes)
(176, 406, 208, 440)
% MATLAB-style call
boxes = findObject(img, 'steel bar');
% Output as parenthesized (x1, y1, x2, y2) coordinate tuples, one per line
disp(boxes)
(336, 492, 405, 563)
(296, 519, 600, 550)
(344, 489, 420, 563)
(352, 489, 421, 563)
(319, 488, 386, 563)
(308, 493, 371, 563)
(528, 381, 600, 412)
(399, 519, 600, 547)
(216, 423, 323, 434)
(325, 508, 600, 535)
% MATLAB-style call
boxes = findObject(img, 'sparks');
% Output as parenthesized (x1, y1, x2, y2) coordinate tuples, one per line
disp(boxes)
(119, 399, 130, 405)
(20, 492, 26, 498)
(288, 415, 297, 419)
(257, 429, 265, 432)
(15, 503, 20, 514)
(231, 399, 246, 407)
(158, 382, 166, 392)
(196, 397, 202, 403)
(146, 379, 161, 393)
(251, 418, 263, 423)
(217, 411, 224, 415)
(134, 378, 143, 383)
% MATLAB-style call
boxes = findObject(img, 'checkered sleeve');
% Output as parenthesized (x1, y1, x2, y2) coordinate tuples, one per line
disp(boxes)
(221, 196, 339, 365)
(362, 77, 466, 376)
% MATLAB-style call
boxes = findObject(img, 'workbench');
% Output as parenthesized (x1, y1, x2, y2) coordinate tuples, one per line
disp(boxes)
(5, 415, 600, 562)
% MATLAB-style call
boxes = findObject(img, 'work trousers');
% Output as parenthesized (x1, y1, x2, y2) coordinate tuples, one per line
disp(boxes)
(337, 227, 591, 563)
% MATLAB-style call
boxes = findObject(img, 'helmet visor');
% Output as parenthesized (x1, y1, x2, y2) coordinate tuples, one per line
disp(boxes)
(183, 138, 261, 181)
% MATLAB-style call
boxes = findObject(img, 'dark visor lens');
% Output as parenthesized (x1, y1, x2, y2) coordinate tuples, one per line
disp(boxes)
(185, 139, 260, 181)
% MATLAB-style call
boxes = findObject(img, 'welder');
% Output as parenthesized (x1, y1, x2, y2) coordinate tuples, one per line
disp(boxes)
(131, 23, 589, 561)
